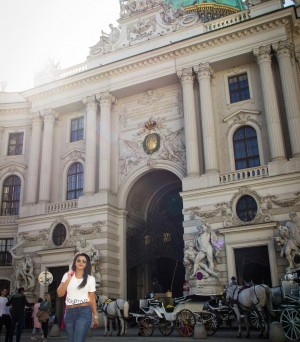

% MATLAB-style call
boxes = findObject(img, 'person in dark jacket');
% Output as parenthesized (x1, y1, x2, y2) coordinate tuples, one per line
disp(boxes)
(6, 287, 34, 342)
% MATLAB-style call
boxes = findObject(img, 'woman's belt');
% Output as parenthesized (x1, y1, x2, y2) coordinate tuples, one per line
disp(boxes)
(66, 302, 90, 309)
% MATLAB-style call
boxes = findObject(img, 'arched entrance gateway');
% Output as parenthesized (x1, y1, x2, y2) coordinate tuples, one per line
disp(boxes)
(126, 169, 185, 301)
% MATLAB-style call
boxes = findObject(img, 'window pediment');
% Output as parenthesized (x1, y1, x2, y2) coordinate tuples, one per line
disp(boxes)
(223, 109, 261, 136)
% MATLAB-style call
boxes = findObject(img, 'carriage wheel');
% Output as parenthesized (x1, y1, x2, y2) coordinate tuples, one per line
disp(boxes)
(159, 320, 174, 336)
(249, 309, 264, 330)
(138, 314, 154, 337)
(280, 307, 300, 341)
(175, 309, 196, 337)
(198, 311, 218, 336)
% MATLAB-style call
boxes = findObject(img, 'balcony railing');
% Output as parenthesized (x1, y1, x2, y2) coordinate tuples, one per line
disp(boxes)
(204, 10, 250, 32)
(0, 216, 18, 224)
(219, 165, 269, 184)
(45, 199, 78, 214)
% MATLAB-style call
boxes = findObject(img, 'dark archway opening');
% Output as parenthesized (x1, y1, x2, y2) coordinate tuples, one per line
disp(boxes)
(126, 170, 185, 301)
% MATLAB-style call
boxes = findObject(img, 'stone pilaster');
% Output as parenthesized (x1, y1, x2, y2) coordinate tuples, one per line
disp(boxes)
(38, 109, 58, 203)
(83, 95, 98, 195)
(25, 112, 43, 204)
(273, 40, 300, 158)
(194, 63, 218, 173)
(177, 67, 200, 177)
(253, 45, 286, 161)
(96, 92, 116, 191)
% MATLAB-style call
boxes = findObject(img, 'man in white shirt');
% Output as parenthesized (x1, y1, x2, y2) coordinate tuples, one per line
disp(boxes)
(0, 288, 11, 342)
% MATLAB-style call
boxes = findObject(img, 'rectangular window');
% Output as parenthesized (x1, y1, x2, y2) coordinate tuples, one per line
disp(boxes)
(0, 239, 13, 266)
(70, 117, 84, 142)
(7, 132, 24, 155)
(228, 73, 250, 103)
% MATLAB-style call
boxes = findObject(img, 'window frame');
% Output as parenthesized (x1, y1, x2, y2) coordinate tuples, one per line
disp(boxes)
(70, 116, 84, 143)
(0, 238, 13, 266)
(1, 175, 21, 216)
(7, 131, 25, 156)
(66, 162, 84, 200)
(224, 69, 253, 105)
(233, 125, 261, 170)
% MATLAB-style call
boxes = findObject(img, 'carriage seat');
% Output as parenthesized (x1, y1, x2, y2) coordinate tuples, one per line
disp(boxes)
(149, 299, 163, 307)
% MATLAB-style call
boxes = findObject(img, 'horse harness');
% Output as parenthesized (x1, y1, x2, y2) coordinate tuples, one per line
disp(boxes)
(101, 298, 125, 319)
(230, 285, 260, 311)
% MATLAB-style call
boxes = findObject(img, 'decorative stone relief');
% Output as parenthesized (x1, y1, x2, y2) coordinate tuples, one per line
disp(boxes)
(184, 186, 272, 227)
(274, 212, 300, 272)
(9, 238, 35, 291)
(119, 116, 185, 177)
(224, 186, 271, 227)
(223, 110, 261, 136)
(127, 16, 157, 42)
(262, 193, 300, 209)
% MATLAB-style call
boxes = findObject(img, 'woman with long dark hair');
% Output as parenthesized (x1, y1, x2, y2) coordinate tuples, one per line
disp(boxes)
(57, 253, 98, 342)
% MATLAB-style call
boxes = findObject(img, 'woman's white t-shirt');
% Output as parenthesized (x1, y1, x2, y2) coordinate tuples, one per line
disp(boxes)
(61, 273, 96, 306)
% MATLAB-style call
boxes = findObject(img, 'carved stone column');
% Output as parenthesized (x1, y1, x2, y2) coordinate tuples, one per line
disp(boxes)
(38, 109, 58, 203)
(273, 40, 300, 158)
(253, 45, 286, 161)
(83, 95, 97, 195)
(194, 63, 218, 173)
(177, 67, 200, 177)
(96, 92, 116, 191)
(26, 112, 43, 204)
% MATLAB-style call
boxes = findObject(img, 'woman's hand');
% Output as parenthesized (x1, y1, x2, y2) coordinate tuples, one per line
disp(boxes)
(92, 315, 99, 328)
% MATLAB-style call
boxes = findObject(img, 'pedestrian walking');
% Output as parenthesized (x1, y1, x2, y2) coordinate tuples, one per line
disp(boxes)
(0, 288, 11, 342)
(6, 287, 34, 342)
(57, 252, 99, 342)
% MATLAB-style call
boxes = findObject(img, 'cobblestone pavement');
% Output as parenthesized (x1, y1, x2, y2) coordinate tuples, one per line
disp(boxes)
(21, 327, 271, 341)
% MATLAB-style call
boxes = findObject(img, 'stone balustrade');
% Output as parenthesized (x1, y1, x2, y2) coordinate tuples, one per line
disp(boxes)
(0, 216, 18, 224)
(219, 165, 269, 184)
(59, 62, 87, 79)
(45, 199, 78, 214)
(204, 11, 249, 32)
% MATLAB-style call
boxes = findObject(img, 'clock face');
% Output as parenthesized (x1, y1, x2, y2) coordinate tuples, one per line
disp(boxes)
(38, 271, 53, 286)
(143, 133, 160, 154)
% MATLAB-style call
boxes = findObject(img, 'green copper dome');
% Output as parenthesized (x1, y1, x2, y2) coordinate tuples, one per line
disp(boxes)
(164, 0, 246, 11)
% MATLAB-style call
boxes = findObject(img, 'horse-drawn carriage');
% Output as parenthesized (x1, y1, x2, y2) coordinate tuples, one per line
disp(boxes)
(272, 274, 300, 341)
(130, 293, 218, 337)
(226, 273, 300, 341)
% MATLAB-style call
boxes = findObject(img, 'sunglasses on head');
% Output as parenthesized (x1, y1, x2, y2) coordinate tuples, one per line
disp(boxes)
(76, 258, 87, 264)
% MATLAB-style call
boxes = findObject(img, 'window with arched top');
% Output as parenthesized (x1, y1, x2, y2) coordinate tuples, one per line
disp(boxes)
(0, 280, 10, 293)
(233, 126, 260, 170)
(1, 175, 21, 216)
(236, 195, 258, 222)
(67, 163, 84, 200)
(52, 224, 67, 246)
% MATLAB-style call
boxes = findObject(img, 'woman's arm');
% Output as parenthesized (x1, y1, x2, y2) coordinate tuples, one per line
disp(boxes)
(88, 292, 99, 327)
(57, 271, 74, 297)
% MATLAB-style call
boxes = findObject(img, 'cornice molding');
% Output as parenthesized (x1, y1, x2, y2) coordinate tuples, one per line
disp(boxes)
(24, 16, 291, 103)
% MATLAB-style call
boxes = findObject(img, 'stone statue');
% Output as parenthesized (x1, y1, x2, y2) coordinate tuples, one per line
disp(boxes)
(76, 238, 102, 283)
(183, 241, 197, 276)
(189, 221, 221, 279)
(275, 223, 300, 271)
(101, 24, 120, 45)
(10, 239, 35, 291)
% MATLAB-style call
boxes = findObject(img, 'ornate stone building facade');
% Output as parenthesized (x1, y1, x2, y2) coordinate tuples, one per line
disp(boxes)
(0, 0, 299, 319)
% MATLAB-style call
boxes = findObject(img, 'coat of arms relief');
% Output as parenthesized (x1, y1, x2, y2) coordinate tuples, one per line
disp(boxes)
(119, 90, 186, 177)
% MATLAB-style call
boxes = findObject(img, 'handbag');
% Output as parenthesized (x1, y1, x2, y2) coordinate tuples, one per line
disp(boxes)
(37, 310, 50, 323)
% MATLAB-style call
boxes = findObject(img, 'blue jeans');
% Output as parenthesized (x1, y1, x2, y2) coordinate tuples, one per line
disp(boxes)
(8, 315, 25, 342)
(64, 306, 92, 342)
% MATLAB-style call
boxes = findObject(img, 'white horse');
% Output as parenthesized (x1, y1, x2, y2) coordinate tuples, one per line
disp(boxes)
(226, 284, 274, 338)
(97, 294, 129, 336)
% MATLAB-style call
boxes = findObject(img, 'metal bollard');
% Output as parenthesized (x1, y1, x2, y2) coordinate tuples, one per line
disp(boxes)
(269, 321, 287, 342)
(193, 322, 207, 339)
